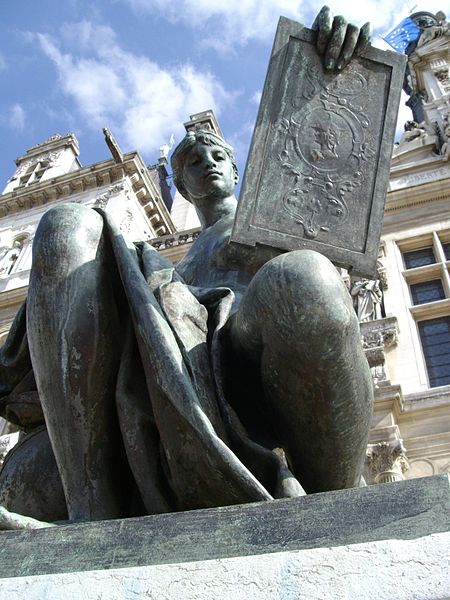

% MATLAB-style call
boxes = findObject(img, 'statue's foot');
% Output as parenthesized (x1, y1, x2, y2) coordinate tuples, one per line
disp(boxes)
(0, 505, 56, 530)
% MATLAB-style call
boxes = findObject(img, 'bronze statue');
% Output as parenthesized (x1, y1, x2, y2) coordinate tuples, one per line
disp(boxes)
(0, 7, 373, 528)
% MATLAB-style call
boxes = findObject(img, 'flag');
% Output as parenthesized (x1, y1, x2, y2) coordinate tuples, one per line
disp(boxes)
(384, 17, 421, 52)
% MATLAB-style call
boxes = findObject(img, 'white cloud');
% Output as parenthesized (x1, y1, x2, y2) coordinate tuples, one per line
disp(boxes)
(123, 0, 447, 51)
(395, 91, 414, 142)
(250, 90, 262, 106)
(3, 104, 26, 131)
(33, 21, 233, 156)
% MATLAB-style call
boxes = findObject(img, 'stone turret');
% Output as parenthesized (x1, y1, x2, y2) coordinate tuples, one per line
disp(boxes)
(3, 133, 81, 195)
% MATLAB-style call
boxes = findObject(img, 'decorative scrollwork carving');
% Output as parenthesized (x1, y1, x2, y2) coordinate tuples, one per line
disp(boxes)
(277, 58, 371, 240)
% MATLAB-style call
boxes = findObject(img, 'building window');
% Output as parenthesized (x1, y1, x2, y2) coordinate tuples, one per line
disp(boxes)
(443, 242, 450, 261)
(418, 317, 450, 387)
(399, 231, 450, 388)
(410, 279, 445, 305)
(18, 161, 49, 188)
(403, 246, 436, 269)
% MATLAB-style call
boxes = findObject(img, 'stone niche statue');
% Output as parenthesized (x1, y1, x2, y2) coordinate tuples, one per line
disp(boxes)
(0, 7, 374, 529)
(351, 278, 383, 322)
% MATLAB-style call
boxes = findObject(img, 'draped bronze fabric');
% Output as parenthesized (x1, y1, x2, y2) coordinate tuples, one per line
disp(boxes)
(0, 212, 303, 518)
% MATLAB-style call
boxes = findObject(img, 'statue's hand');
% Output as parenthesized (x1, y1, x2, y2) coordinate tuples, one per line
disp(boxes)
(311, 5, 371, 71)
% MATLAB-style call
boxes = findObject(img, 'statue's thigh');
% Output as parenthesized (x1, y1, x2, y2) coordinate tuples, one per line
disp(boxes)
(232, 250, 373, 492)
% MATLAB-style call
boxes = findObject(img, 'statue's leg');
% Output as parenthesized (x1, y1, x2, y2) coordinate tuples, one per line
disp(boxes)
(228, 250, 373, 494)
(27, 204, 125, 521)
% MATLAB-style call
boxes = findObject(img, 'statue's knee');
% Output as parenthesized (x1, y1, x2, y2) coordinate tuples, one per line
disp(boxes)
(33, 204, 104, 275)
(256, 250, 356, 341)
(260, 250, 341, 299)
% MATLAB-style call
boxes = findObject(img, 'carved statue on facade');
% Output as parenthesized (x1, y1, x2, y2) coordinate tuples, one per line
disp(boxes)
(416, 11, 448, 48)
(351, 278, 383, 322)
(398, 120, 429, 145)
(0, 7, 374, 529)
(440, 120, 450, 161)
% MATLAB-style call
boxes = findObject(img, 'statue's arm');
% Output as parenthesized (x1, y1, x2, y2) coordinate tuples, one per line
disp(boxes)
(312, 5, 371, 71)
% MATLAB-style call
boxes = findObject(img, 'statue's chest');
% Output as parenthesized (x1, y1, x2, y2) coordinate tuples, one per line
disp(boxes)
(176, 228, 230, 286)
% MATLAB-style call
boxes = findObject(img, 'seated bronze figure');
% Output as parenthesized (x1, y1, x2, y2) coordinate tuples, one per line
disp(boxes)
(0, 7, 373, 528)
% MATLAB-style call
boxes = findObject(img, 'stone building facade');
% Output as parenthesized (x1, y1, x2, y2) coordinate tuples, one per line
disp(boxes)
(362, 10, 450, 484)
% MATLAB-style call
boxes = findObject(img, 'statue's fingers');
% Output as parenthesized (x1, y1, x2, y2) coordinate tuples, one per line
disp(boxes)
(312, 5, 333, 55)
(355, 22, 372, 55)
(324, 16, 347, 70)
(336, 23, 360, 70)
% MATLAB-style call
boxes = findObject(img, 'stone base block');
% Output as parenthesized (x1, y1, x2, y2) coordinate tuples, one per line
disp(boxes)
(1, 475, 450, 599)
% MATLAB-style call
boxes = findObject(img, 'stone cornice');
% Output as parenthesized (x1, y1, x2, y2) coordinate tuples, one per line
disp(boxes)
(372, 382, 450, 421)
(410, 34, 450, 63)
(148, 227, 201, 263)
(0, 152, 176, 236)
(148, 227, 201, 249)
(373, 384, 405, 417)
(385, 173, 450, 216)
(385, 193, 450, 215)
(403, 385, 450, 409)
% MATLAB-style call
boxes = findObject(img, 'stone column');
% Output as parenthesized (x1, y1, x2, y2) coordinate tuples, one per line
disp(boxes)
(366, 441, 409, 484)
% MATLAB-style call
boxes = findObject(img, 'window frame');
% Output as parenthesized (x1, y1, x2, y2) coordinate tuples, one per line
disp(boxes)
(417, 316, 450, 388)
(398, 230, 450, 389)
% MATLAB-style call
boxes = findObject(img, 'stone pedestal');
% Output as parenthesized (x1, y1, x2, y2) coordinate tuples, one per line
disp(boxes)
(1, 475, 449, 599)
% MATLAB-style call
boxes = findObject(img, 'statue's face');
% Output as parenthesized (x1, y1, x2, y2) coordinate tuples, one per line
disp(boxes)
(182, 142, 236, 202)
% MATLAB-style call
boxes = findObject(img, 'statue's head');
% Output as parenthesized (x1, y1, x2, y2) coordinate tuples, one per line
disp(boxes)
(171, 130, 238, 204)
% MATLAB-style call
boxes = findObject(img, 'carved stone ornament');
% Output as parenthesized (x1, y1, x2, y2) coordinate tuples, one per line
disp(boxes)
(231, 19, 406, 277)
(29, 134, 63, 150)
(435, 67, 449, 85)
(93, 183, 126, 209)
(416, 15, 449, 48)
(360, 318, 398, 368)
(11, 150, 62, 181)
(366, 441, 409, 484)
(120, 209, 134, 234)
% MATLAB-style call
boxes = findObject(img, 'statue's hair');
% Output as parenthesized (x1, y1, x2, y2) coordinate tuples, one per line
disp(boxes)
(171, 130, 238, 201)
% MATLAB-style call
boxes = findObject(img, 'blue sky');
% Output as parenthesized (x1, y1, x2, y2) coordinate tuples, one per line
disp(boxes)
(0, 0, 446, 191)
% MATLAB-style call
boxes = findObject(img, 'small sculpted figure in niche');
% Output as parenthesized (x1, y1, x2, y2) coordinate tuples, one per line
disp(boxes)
(0, 7, 374, 529)
(351, 278, 383, 322)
